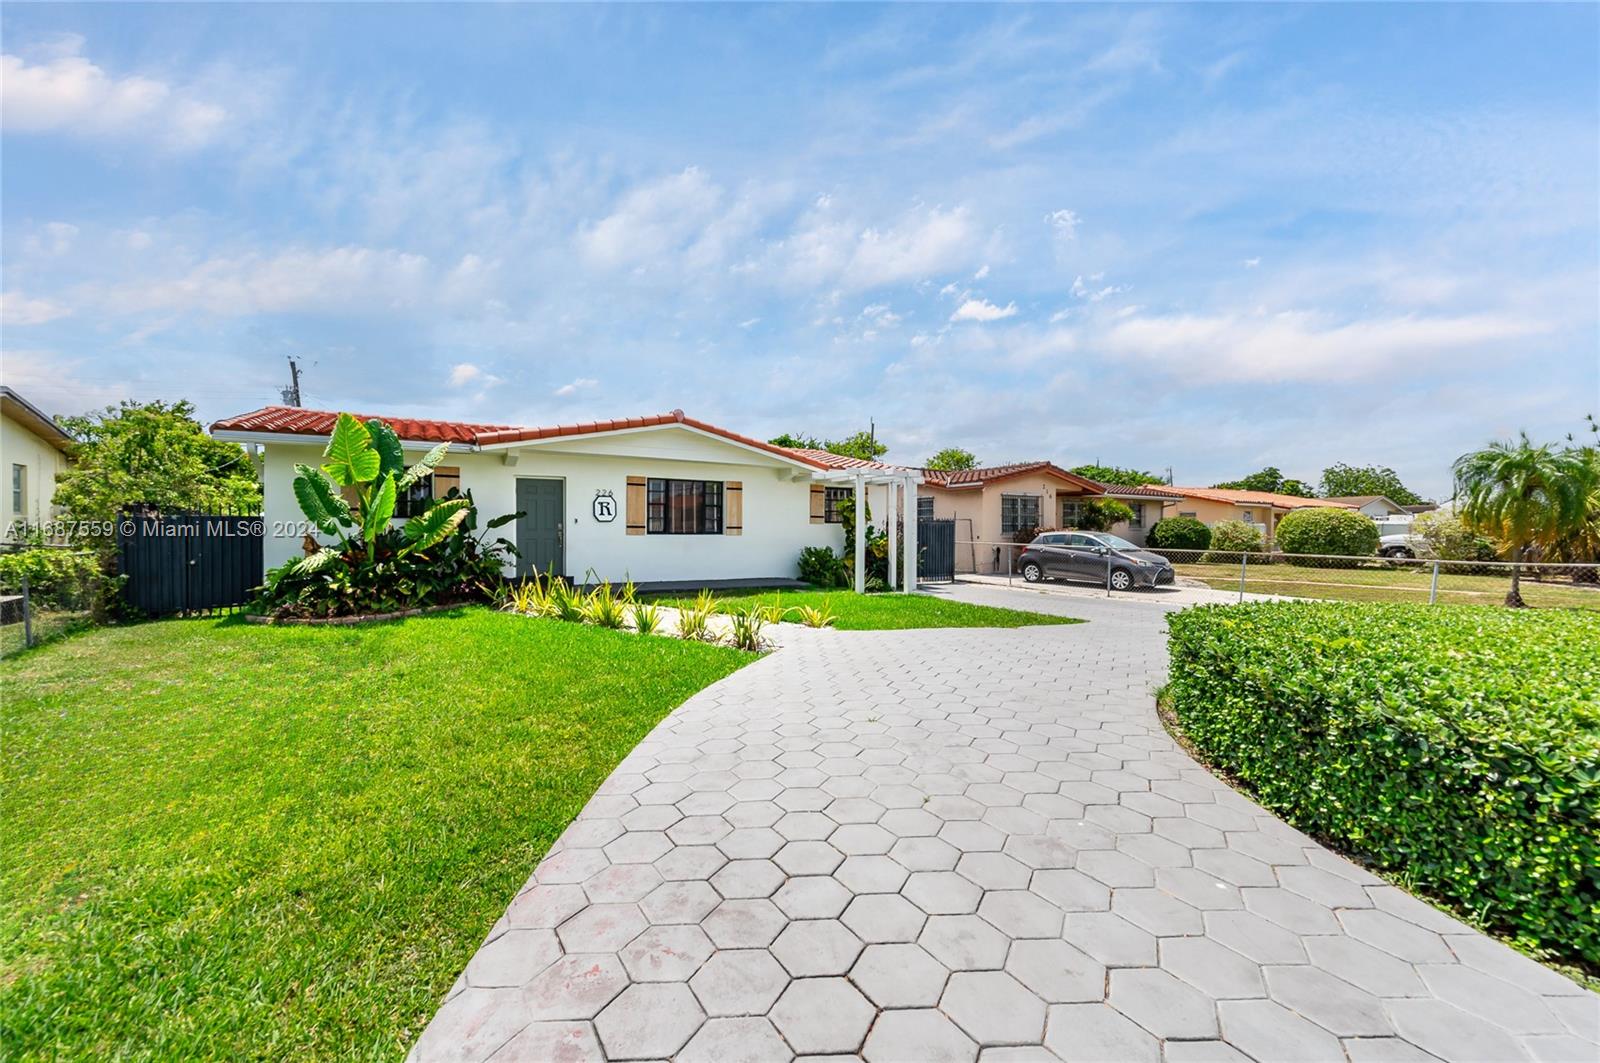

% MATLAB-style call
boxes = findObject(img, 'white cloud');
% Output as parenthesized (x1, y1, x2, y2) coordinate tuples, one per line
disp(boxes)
(1102, 309, 1546, 382)
(1046, 209, 1080, 239)
(0, 292, 71, 326)
(973, 264, 990, 280)
(0, 38, 226, 149)
(1243, 257, 1261, 269)
(950, 298, 1018, 323)
(22, 222, 80, 257)
(860, 304, 902, 328)
(449, 363, 484, 387)
(554, 377, 598, 397)
(738, 317, 761, 329)
(104, 245, 438, 316)
(1071, 273, 1126, 302)
(779, 204, 983, 291)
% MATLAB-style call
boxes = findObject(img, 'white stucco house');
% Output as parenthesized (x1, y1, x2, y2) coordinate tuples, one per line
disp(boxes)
(210, 406, 920, 591)
(1, 386, 73, 544)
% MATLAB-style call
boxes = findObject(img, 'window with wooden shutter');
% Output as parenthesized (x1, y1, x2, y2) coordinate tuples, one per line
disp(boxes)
(725, 481, 742, 535)
(626, 476, 647, 535)
(432, 466, 461, 499)
(810, 483, 826, 523)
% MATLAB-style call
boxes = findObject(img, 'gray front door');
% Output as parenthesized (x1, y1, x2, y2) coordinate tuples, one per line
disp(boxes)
(516, 479, 564, 579)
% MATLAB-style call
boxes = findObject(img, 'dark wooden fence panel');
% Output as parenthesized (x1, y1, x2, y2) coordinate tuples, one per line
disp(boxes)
(118, 510, 264, 617)
(918, 518, 956, 583)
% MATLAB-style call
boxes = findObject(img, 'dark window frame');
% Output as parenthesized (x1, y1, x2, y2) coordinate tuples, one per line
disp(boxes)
(647, 478, 724, 534)
(395, 473, 434, 518)
(1000, 493, 1041, 537)
(823, 486, 851, 524)
(917, 496, 934, 520)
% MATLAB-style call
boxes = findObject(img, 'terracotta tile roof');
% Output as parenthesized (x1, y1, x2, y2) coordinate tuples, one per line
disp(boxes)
(211, 406, 831, 468)
(1098, 483, 1184, 501)
(921, 462, 1105, 493)
(780, 448, 907, 472)
(1168, 486, 1356, 510)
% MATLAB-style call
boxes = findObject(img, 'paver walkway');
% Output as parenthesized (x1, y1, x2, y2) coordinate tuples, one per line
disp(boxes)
(412, 586, 1598, 1063)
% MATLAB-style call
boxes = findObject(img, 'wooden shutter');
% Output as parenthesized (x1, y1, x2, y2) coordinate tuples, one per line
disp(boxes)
(626, 476, 647, 535)
(810, 483, 826, 523)
(432, 466, 461, 499)
(725, 481, 742, 535)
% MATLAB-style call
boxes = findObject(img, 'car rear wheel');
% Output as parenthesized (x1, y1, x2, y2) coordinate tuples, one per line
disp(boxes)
(1109, 568, 1133, 591)
(1382, 547, 1415, 559)
(1021, 561, 1044, 582)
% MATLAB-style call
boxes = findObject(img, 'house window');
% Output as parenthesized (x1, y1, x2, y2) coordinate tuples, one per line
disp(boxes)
(647, 478, 723, 534)
(1241, 510, 1256, 523)
(1179, 510, 1197, 519)
(1127, 503, 1144, 528)
(10, 464, 24, 515)
(823, 486, 851, 524)
(394, 467, 462, 517)
(917, 496, 934, 520)
(1061, 500, 1084, 527)
(1000, 494, 1040, 537)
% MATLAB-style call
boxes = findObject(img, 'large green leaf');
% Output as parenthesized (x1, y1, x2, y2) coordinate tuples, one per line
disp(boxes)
(295, 548, 346, 575)
(397, 441, 452, 490)
(400, 497, 470, 555)
(364, 472, 397, 547)
(365, 419, 406, 482)
(292, 464, 355, 534)
(323, 412, 381, 487)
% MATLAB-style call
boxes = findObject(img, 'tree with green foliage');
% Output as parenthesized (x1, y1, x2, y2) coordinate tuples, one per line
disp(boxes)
(767, 432, 824, 450)
(1319, 462, 1424, 505)
(1453, 433, 1591, 606)
(1212, 467, 1314, 496)
(924, 447, 978, 471)
(1069, 463, 1165, 487)
(53, 400, 262, 548)
(1072, 498, 1135, 532)
(769, 429, 887, 463)
(1275, 508, 1381, 563)
(1147, 516, 1211, 550)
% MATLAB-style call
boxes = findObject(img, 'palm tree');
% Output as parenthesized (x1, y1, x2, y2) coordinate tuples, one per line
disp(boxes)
(1453, 433, 1591, 606)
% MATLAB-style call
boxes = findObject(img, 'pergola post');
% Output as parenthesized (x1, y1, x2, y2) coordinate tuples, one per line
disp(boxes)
(904, 474, 919, 591)
(886, 479, 898, 592)
(853, 471, 867, 594)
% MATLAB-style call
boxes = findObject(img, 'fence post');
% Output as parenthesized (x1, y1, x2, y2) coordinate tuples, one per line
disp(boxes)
(1105, 550, 1112, 597)
(1238, 553, 1247, 603)
(21, 574, 32, 648)
(1429, 560, 1440, 605)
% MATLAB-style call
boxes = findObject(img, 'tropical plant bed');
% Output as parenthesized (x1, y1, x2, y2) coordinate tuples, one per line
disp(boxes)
(1165, 600, 1600, 973)
(242, 602, 466, 625)
(0, 610, 751, 1059)
(650, 587, 1085, 630)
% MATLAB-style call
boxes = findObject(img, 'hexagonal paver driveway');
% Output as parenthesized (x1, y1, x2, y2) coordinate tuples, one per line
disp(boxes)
(409, 586, 1599, 1061)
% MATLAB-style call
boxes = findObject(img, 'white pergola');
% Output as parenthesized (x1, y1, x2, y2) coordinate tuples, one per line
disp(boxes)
(812, 467, 923, 594)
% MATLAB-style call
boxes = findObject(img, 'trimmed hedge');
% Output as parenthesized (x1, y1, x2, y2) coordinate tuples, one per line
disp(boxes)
(1148, 516, 1211, 550)
(1166, 601, 1600, 965)
(1276, 507, 1379, 561)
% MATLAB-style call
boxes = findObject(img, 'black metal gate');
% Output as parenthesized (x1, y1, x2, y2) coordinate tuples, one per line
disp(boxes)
(118, 509, 264, 616)
(918, 518, 956, 583)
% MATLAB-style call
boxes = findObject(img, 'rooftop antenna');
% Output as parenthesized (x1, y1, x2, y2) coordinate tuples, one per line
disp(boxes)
(280, 358, 303, 407)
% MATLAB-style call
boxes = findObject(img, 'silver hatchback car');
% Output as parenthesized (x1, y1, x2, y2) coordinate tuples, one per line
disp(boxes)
(1016, 531, 1176, 591)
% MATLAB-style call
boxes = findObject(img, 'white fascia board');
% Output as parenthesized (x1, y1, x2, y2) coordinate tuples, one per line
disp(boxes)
(479, 421, 824, 473)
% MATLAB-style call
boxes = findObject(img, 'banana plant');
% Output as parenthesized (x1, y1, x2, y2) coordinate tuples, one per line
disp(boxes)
(286, 413, 469, 575)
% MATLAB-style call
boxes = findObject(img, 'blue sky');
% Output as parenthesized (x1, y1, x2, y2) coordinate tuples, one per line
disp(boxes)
(2, 3, 1595, 498)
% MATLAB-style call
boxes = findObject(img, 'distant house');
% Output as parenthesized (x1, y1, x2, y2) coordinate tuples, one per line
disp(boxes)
(1322, 495, 1412, 519)
(1, 387, 73, 544)
(1165, 487, 1355, 544)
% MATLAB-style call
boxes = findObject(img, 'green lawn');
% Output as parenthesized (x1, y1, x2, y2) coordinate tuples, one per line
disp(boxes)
(0, 609, 751, 1061)
(652, 588, 1083, 630)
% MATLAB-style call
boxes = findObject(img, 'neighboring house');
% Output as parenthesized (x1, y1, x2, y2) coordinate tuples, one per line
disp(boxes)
(1165, 486, 1355, 544)
(1080, 483, 1184, 546)
(1, 386, 73, 544)
(909, 462, 1110, 574)
(210, 406, 919, 589)
(1322, 495, 1411, 519)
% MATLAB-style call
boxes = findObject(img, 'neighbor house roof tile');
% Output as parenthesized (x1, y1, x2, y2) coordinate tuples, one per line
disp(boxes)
(1167, 486, 1356, 510)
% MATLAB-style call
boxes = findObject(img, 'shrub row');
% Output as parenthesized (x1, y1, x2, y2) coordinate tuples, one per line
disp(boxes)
(1165, 601, 1600, 965)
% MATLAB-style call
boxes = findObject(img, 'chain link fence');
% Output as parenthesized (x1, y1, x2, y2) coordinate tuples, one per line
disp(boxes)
(0, 545, 108, 656)
(956, 538, 1600, 610)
